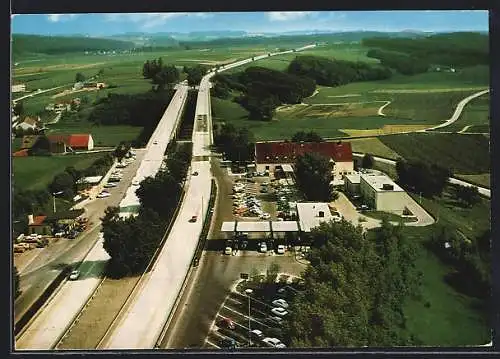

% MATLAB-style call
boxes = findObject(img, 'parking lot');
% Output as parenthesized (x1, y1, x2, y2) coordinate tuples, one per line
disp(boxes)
(203, 273, 302, 349)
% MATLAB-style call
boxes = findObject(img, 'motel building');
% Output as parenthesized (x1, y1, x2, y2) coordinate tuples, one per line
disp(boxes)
(254, 141, 354, 179)
(345, 172, 407, 214)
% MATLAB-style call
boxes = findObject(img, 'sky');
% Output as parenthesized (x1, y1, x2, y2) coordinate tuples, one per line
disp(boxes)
(11, 11, 488, 36)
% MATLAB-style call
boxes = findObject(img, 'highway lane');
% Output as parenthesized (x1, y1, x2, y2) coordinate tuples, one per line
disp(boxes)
(16, 235, 110, 350)
(14, 150, 145, 326)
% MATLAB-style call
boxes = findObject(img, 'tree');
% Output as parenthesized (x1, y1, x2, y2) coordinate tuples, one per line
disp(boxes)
(295, 152, 334, 201)
(266, 262, 281, 284)
(13, 266, 21, 299)
(135, 171, 182, 216)
(211, 81, 230, 99)
(153, 65, 179, 90)
(292, 131, 323, 142)
(396, 159, 450, 197)
(65, 166, 82, 192)
(185, 65, 206, 87)
(454, 184, 481, 207)
(49, 172, 75, 199)
(75, 72, 86, 82)
(13, 101, 24, 117)
(362, 153, 374, 169)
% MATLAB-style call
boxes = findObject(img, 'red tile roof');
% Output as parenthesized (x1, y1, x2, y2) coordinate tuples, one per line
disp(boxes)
(47, 134, 91, 148)
(13, 149, 29, 157)
(67, 134, 91, 148)
(31, 215, 47, 226)
(255, 141, 353, 164)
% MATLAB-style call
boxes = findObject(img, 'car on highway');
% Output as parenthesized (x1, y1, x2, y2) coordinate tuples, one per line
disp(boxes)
(271, 307, 288, 317)
(97, 191, 111, 198)
(272, 299, 289, 309)
(262, 337, 283, 348)
(259, 242, 268, 253)
(189, 215, 198, 223)
(276, 244, 286, 254)
(69, 270, 80, 280)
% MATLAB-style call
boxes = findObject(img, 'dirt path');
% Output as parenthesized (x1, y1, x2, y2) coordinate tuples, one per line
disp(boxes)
(377, 101, 392, 116)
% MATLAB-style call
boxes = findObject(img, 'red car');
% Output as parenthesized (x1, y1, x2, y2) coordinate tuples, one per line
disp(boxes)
(189, 215, 198, 223)
(218, 317, 235, 330)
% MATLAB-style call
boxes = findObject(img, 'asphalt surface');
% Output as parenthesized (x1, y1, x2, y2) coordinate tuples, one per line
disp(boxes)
(14, 150, 145, 327)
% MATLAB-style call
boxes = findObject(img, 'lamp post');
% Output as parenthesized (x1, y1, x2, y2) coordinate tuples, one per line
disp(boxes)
(245, 288, 253, 347)
(52, 191, 64, 213)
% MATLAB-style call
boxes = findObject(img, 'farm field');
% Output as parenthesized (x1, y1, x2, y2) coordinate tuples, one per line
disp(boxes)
(46, 124, 142, 147)
(378, 133, 490, 175)
(347, 137, 401, 159)
(13, 153, 105, 191)
(454, 174, 491, 189)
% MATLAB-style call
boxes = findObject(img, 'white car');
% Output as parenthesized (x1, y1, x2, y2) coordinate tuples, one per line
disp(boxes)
(272, 299, 289, 309)
(271, 307, 288, 317)
(260, 242, 268, 252)
(269, 316, 284, 324)
(132, 180, 140, 186)
(104, 182, 117, 188)
(276, 343, 287, 348)
(262, 337, 282, 347)
(276, 245, 285, 254)
(97, 191, 111, 198)
(251, 329, 264, 339)
(69, 270, 80, 280)
(224, 247, 232, 255)
(260, 213, 271, 220)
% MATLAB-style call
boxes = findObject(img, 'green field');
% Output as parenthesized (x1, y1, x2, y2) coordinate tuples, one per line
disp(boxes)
(46, 124, 142, 147)
(441, 94, 490, 133)
(379, 133, 490, 174)
(454, 174, 491, 189)
(347, 138, 401, 159)
(13, 153, 106, 191)
(362, 211, 416, 223)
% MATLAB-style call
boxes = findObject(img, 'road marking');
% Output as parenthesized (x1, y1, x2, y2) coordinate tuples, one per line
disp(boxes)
(219, 306, 270, 328)
(205, 340, 221, 349)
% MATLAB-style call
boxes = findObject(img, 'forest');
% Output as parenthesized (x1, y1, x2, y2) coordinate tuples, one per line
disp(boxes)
(12, 34, 135, 57)
(362, 32, 489, 68)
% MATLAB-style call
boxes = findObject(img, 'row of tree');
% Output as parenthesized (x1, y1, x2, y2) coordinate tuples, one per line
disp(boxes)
(366, 49, 429, 75)
(212, 66, 316, 120)
(362, 32, 489, 68)
(183, 65, 208, 87)
(395, 159, 451, 197)
(102, 142, 192, 278)
(284, 218, 421, 346)
(142, 57, 180, 91)
(213, 123, 255, 163)
(287, 55, 393, 87)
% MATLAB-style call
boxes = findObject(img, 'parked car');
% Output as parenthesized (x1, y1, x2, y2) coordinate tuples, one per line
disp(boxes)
(224, 246, 233, 255)
(218, 317, 235, 330)
(272, 299, 289, 309)
(104, 182, 117, 188)
(262, 337, 282, 347)
(268, 316, 284, 325)
(271, 307, 288, 317)
(192, 171, 199, 176)
(189, 215, 198, 223)
(132, 180, 140, 186)
(69, 270, 80, 280)
(251, 329, 264, 339)
(275, 343, 287, 348)
(260, 242, 268, 253)
(153, 140, 158, 145)
(276, 244, 285, 254)
(219, 337, 237, 349)
(260, 213, 271, 220)
(97, 191, 111, 198)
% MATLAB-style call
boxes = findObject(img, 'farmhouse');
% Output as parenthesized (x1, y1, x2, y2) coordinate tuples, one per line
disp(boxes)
(47, 134, 94, 153)
(16, 116, 42, 131)
(355, 172, 407, 213)
(27, 214, 52, 236)
(254, 141, 354, 178)
(12, 84, 26, 93)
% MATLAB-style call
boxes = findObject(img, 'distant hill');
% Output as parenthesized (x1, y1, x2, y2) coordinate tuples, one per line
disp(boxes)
(12, 34, 135, 58)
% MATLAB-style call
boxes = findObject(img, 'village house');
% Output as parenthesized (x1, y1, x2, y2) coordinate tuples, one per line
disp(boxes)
(15, 116, 42, 132)
(12, 84, 26, 93)
(254, 140, 354, 179)
(47, 134, 95, 153)
(27, 214, 52, 236)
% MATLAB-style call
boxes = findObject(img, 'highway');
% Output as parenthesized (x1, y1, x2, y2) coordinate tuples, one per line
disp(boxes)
(100, 44, 318, 349)
(16, 235, 110, 350)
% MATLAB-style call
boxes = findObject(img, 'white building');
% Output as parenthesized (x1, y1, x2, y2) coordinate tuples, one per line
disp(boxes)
(296, 202, 334, 232)
(12, 84, 26, 93)
(359, 173, 406, 213)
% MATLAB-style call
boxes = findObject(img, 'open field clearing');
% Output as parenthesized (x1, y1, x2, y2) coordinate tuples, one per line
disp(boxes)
(277, 101, 386, 118)
(46, 124, 142, 147)
(379, 133, 490, 174)
(372, 87, 487, 93)
(454, 174, 491, 189)
(13, 153, 105, 191)
(347, 137, 401, 159)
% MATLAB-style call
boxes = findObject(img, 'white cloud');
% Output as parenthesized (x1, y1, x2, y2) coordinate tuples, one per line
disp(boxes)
(47, 14, 78, 22)
(267, 11, 313, 21)
(104, 12, 213, 28)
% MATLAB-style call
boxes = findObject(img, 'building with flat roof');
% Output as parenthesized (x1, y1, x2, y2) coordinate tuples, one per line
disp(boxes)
(296, 202, 334, 232)
(254, 141, 353, 179)
(344, 173, 361, 195)
(359, 173, 406, 213)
